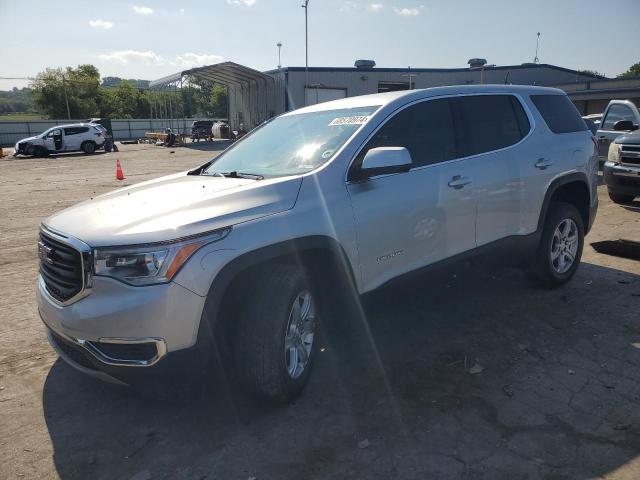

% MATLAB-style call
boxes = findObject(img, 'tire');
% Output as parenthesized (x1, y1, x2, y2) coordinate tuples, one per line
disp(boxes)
(81, 141, 96, 154)
(25, 144, 36, 156)
(34, 146, 48, 157)
(530, 201, 584, 288)
(608, 190, 635, 204)
(234, 264, 318, 402)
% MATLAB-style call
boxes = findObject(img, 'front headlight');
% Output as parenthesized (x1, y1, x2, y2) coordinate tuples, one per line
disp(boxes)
(608, 143, 621, 164)
(94, 228, 230, 285)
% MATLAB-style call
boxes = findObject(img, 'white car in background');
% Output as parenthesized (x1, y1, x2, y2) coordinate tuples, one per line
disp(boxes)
(14, 123, 107, 157)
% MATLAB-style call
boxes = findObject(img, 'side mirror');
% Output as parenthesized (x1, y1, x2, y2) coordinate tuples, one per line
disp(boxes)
(354, 147, 412, 180)
(613, 120, 635, 131)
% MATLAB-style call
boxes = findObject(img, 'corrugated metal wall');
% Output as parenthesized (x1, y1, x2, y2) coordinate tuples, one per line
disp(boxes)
(271, 66, 601, 111)
(0, 118, 226, 147)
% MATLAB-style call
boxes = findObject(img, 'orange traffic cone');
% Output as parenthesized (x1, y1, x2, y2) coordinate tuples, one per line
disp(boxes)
(116, 159, 125, 180)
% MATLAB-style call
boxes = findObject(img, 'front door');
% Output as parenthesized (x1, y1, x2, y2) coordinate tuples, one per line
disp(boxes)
(597, 103, 637, 157)
(346, 97, 477, 292)
(44, 129, 63, 152)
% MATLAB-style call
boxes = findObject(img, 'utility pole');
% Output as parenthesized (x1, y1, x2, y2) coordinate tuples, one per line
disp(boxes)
(62, 75, 71, 120)
(402, 67, 417, 90)
(277, 42, 282, 69)
(534, 32, 540, 64)
(302, 1, 310, 88)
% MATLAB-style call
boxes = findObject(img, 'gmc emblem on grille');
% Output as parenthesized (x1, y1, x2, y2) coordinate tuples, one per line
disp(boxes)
(38, 241, 55, 265)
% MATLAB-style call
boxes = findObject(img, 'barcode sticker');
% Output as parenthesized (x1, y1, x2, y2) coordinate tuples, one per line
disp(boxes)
(329, 116, 370, 126)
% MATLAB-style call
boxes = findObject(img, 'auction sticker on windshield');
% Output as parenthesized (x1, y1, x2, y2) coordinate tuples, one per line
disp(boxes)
(329, 116, 370, 126)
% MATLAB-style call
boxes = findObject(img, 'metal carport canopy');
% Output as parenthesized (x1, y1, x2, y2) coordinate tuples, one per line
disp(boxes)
(149, 61, 276, 129)
(149, 61, 274, 89)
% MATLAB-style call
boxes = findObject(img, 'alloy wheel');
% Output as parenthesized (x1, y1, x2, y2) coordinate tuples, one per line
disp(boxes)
(550, 218, 579, 274)
(284, 290, 316, 379)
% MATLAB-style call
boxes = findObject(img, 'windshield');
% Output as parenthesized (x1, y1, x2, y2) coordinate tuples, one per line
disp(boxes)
(203, 106, 379, 178)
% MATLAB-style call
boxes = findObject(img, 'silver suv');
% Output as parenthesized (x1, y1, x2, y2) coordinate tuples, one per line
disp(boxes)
(37, 85, 599, 402)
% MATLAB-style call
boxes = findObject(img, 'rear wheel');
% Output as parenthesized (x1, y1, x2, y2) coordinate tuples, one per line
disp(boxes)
(81, 141, 96, 154)
(608, 190, 635, 204)
(530, 202, 584, 288)
(234, 264, 318, 402)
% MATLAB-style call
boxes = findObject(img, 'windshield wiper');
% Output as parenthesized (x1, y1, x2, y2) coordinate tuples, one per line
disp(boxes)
(206, 171, 264, 180)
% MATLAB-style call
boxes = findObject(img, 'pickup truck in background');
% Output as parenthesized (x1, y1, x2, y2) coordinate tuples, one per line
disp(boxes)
(596, 100, 640, 159)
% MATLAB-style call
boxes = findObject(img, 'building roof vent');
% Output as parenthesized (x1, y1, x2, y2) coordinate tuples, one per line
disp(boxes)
(468, 58, 487, 69)
(355, 59, 376, 69)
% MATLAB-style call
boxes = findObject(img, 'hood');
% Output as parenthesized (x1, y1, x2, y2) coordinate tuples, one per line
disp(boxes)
(44, 172, 303, 246)
(614, 130, 640, 145)
(17, 135, 40, 145)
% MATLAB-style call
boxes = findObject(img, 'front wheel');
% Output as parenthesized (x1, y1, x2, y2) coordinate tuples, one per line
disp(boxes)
(530, 202, 584, 288)
(234, 264, 318, 402)
(608, 190, 635, 204)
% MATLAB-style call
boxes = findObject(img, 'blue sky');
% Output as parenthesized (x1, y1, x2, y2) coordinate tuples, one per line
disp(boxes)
(0, 0, 638, 90)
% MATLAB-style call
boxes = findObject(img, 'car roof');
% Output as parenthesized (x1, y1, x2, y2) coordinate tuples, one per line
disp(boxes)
(287, 84, 565, 115)
(48, 123, 96, 129)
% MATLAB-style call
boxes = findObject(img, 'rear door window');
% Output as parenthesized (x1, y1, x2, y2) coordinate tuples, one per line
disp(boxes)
(452, 94, 530, 157)
(530, 94, 586, 134)
(601, 104, 635, 130)
(64, 127, 89, 136)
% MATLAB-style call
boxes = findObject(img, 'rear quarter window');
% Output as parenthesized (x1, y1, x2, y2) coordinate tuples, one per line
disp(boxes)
(531, 94, 586, 134)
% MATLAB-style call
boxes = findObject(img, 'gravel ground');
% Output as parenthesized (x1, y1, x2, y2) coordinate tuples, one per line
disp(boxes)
(0, 143, 639, 480)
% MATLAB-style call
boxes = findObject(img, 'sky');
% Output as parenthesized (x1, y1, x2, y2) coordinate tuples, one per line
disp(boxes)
(0, 0, 639, 90)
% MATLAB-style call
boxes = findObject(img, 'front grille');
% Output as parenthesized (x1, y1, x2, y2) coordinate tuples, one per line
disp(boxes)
(92, 342, 158, 362)
(39, 233, 83, 302)
(620, 146, 640, 166)
(49, 329, 97, 370)
(621, 156, 640, 166)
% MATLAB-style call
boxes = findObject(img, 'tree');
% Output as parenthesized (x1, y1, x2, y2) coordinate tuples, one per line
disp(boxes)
(617, 62, 640, 79)
(31, 64, 101, 118)
(98, 81, 150, 118)
(209, 84, 228, 118)
(579, 69, 605, 78)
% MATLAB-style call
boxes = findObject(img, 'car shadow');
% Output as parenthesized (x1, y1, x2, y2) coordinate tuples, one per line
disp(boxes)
(43, 260, 640, 479)
(9, 151, 109, 160)
(182, 140, 234, 152)
(621, 199, 640, 213)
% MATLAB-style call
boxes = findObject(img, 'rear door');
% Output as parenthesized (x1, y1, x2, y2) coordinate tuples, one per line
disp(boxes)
(63, 127, 87, 151)
(346, 97, 477, 292)
(597, 103, 638, 157)
(452, 94, 532, 244)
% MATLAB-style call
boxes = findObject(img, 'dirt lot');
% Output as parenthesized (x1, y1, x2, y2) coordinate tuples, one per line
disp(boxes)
(0, 144, 639, 480)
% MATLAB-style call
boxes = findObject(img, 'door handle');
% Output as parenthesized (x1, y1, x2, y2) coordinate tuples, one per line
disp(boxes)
(447, 175, 471, 189)
(534, 158, 554, 170)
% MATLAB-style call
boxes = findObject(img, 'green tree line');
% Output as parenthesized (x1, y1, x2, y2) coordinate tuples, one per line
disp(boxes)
(1, 64, 228, 120)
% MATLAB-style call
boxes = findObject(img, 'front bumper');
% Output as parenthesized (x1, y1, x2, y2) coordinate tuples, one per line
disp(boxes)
(38, 274, 209, 384)
(603, 161, 640, 196)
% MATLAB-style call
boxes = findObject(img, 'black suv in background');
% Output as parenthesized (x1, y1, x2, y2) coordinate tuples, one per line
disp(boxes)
(191, 120, 214, 142)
